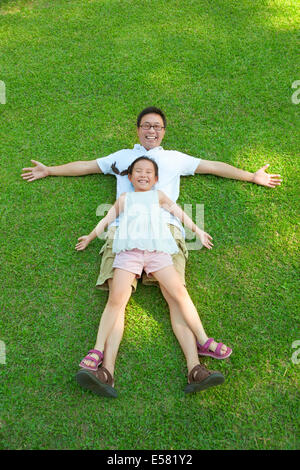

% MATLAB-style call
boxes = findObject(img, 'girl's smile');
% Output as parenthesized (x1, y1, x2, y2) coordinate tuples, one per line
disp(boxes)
(128, 159, 158, 192)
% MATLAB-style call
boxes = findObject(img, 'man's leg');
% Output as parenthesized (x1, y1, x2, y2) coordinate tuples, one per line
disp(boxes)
(96, 226, 138, 293)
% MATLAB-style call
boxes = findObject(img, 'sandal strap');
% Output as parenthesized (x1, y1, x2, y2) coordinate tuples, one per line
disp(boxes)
(215, 343, 224, 356)
(84, 355, 101, 364)
(88, 349, 104, 360)
(201, 338, 215, 352)
(97, 367, 114, 386)
(188, 364, 210, 384)
(80, 350, 104, 366)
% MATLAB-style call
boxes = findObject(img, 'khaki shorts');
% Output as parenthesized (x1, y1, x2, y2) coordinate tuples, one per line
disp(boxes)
(95, 225, 188, 292)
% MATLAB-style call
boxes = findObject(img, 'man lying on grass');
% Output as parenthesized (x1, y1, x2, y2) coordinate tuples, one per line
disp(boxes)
(75, 156, 232, 397)
(21, 106, 282, 395)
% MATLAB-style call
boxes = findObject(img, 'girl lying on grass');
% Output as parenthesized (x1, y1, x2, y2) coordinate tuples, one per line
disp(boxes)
(75, 156, 232, 397)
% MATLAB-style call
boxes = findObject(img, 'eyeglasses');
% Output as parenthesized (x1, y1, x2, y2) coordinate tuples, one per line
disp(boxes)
(139, 123, 165, 131)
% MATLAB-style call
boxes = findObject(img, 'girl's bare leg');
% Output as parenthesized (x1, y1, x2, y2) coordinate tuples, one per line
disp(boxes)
(152, 267, 228, 356)
(100, 277, 128, 378)
(159, 285, 200, 374)
(82, 269, 135, 375)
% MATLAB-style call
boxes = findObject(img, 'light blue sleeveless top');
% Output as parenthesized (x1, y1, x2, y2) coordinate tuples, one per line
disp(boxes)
(112, 190, 179, 254)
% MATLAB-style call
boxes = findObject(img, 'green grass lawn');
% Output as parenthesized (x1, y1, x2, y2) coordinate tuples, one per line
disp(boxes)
(0, 0, 299, 450)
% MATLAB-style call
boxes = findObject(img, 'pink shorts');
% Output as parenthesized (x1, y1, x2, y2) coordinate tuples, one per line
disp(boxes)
(112, 249, 173, 278)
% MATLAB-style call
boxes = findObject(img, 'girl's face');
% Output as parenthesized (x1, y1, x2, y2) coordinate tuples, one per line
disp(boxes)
(128, 159, 158, 192)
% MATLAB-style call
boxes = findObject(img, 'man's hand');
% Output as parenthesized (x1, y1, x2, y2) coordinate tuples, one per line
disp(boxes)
(252, 164, 282, 188)
(22, 160, 49, 182)
(22, 159, 101, 180)
(75, 236, 91, 251)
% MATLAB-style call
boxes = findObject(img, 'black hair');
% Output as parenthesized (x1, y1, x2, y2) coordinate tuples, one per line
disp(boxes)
(136, 107, 167, 128)
(111, 156, 158, 177)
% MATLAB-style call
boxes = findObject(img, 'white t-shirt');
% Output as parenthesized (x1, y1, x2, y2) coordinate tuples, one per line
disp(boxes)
(96, 144, 200, 236)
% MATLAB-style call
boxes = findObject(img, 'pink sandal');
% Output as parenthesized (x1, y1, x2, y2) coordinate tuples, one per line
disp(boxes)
(79, 349, 104, 371)
(197, 338, 232, 360)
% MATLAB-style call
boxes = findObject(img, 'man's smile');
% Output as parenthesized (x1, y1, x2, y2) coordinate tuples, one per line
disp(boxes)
(145, 136, 157, 141)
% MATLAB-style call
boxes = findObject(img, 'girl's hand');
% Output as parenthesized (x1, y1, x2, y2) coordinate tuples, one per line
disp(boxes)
(198, 230, 213, 250)
(75, 236, 90, 251)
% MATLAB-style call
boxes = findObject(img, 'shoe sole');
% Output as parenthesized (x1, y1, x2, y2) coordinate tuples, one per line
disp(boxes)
(76, 369, 117, 398)
(184, 372, 225, 394)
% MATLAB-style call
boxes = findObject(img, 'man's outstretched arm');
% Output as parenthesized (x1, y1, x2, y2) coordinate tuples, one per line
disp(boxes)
(195, 160, 282, 188)
(21, 159, 102, 182)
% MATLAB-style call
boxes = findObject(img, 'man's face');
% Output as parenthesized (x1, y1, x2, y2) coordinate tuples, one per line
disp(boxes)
(137, 113, 166, 150)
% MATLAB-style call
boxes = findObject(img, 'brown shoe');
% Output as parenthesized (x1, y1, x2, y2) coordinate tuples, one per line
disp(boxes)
(76, 366, 117, 398)
(184, 364, 225, 394)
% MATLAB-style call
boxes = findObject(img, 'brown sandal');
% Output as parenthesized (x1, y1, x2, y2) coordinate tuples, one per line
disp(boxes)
(184, 364, 225, 394)
(76, 366, 117, 398)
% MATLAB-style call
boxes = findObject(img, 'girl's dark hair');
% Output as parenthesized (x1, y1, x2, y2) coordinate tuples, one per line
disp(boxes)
(111, 156, 158, 177)
(136, 107, 167, 128)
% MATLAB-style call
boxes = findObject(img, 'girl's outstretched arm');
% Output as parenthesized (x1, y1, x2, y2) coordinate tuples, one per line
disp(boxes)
(158, 190, 213, 250)
(75, 194, 126, 251)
